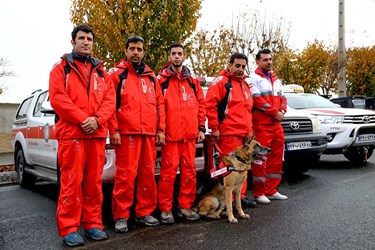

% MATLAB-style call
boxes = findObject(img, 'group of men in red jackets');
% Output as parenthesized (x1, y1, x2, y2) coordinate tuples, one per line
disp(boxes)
(49, 24, 287, 247)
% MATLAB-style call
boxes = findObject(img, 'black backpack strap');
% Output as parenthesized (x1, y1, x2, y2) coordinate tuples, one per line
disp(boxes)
(147, 75, 155, 84)
(116, 68, 128, 110)
(63, 64, 71, 76)
(186, 77, 197, 96)
(160, 77, 171, 95)
(160, 76, 197, 97)
(96, 68, 104, 78)
(217, 78, 232, 123)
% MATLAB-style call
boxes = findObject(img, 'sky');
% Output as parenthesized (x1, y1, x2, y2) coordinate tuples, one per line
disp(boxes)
(0, 0, 374, 103)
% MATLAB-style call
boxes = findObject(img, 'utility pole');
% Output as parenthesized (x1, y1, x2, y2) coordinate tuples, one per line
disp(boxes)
(338, 0, 347, 97)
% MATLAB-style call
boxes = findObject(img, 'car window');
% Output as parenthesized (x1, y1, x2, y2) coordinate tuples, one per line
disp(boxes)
(16, 97, 33, 119)
(33, 91, 48, 117)
(287, 94, 339, 109)
(352, 99, 366, 109)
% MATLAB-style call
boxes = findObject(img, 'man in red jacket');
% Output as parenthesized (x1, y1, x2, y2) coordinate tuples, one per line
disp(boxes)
(157, 42, 206, 224)
(49, 24, 115, 247)
(248, 49, 288, 204)
(108, 35, 165, 233)
(205, 52, 256, 209)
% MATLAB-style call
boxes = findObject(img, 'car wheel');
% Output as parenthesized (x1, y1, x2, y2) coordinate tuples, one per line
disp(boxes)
(343, 146, 374, 165)
(15, 149, 35, 188)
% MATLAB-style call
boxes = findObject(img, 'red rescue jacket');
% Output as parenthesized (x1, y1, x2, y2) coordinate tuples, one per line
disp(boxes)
(158, 65, 206, 141)
(248, 68, 287, 125)
(49, 52, 115, 139)
(205, 70, 253, 137)
(107, 60, 165, 135)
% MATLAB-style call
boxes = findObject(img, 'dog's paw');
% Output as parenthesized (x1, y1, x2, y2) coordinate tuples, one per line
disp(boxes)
(220, 211, 227, 216)
(228, 218, 238, 223)
(240, 213, 250, 219)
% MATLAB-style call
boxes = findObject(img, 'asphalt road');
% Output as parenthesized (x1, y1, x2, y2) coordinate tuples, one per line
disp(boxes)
(0, 153, 374, 250)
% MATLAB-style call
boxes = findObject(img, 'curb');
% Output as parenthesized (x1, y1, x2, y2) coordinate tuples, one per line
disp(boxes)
(0, 171, 17, 185)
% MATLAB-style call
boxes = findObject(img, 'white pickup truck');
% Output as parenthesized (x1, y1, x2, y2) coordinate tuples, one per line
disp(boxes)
(11, 89, 206, 187)
(281, 108, 327, 175)
(284, 85, 375, 164)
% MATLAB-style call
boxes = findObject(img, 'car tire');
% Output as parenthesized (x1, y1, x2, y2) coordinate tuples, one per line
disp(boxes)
(15, 148, 35, 188)
(343, 146, 374, 165)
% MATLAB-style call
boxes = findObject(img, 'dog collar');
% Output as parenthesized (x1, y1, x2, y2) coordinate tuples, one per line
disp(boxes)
(234, 152, 247, 164)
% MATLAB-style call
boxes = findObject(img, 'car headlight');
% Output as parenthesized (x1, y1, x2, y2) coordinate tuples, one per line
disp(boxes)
(317, 115, 344, 124)
(311, 116, 322, 132)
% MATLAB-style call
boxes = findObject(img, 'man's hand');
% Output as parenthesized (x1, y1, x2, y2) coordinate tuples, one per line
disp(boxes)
(274, 111, 285, 122)
(211, 130, 220, 141)
(156, 132, 166, 145)
(197, 131, 205, 143)
(81, 117, 99, 134)
(110, 133, 121, 145)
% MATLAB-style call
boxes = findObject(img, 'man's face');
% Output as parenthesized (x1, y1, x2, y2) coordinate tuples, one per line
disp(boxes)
(71, 31, 93, 56)
(257, 53, 272, 72)
(169, 47, 185, 68)
(228, 58, 247, 79)
(125, 41, 144, 65)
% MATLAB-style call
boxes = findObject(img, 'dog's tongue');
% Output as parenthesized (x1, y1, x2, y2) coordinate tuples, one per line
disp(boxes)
(257, 155, 267, 161)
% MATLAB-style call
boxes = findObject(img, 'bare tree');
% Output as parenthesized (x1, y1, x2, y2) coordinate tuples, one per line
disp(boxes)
(0, 57, 15, 95)
(231, 11, 291, 73)
(187, 10, 291, 76)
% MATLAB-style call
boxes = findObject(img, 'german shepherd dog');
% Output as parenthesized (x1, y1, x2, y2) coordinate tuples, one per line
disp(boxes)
(198, 136, 270, 223)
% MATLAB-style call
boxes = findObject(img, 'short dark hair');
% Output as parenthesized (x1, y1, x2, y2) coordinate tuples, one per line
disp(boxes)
(229, 52, 248, 64)
(71, 24, 94, 41)
(256, 49, 272, 60)
(126, 35, 145, 49)
(168, 42, 185, 53)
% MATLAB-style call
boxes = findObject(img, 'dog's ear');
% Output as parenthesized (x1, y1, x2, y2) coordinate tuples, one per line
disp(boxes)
(244, 134, 250, 146)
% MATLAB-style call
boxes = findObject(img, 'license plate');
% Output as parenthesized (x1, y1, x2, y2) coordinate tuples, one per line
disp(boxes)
(286, 141, 312, 151)
(357, 134, 375, 141)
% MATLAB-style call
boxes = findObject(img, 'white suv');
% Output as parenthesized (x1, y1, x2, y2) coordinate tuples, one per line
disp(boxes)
(11, 89, 115, 186)
(286, 91, 375, 164)
(11, 89, 206, 187)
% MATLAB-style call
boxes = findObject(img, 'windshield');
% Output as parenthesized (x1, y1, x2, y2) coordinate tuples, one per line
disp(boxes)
(352, 99, 366, 109)
(286, 94, 339, 109)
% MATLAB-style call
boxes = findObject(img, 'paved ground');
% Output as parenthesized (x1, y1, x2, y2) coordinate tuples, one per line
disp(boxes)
(0, 152, 16, 185)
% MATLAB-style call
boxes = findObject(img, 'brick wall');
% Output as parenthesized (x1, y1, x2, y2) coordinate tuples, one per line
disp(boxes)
(0, 103, 19, 153)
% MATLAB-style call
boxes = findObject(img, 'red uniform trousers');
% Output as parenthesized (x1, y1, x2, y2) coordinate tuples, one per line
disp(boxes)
(216, 135, 248, 198)
(56, 138, 105, 237)
(158, 139, 197, 212)
(252, 124, 284, 197)
(112, 135, 157, 220)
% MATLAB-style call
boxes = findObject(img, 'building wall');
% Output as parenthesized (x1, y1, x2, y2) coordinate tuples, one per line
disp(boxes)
(0, 103, 19, 153)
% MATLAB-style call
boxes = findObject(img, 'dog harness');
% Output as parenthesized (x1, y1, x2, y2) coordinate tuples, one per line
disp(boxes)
(210, 142, 251, 178)
(210, 151, 250, 179)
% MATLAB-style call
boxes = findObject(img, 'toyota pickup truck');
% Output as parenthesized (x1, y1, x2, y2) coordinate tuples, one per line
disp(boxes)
(11, 89, 206, 187)
(284, 85, 375, 165)
(281, 109, 327, 175)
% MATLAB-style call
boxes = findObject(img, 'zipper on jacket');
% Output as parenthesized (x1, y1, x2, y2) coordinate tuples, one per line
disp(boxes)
(84, 59, 90, 96)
